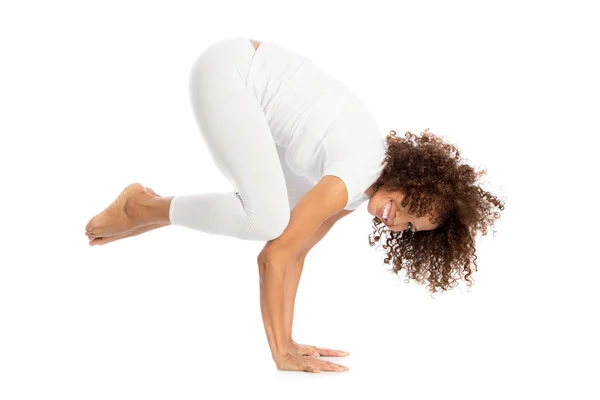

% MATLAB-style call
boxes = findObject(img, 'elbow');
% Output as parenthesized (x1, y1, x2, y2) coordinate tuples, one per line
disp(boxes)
(257, 256, 287, 289)
(257, 246, 291, 279)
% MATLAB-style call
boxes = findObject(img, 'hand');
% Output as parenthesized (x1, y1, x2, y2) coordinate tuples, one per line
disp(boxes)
(287, 339, 350, 357)
(274, 352, 349, 373)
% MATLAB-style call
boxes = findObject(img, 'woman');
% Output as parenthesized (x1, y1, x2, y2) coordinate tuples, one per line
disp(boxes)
(85, 37, 505, 373)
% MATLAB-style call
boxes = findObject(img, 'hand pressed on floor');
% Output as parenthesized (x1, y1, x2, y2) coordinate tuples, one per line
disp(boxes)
(274, 352, 349, 373)
(287, 340, 350, 357)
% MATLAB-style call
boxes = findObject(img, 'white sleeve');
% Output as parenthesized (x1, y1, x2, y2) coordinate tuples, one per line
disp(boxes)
(320, 91, 387, 210)
(323, 161, 364, 210)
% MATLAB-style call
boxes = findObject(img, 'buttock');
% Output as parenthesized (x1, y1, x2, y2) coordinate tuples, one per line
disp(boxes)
(189, 36, 259, 91)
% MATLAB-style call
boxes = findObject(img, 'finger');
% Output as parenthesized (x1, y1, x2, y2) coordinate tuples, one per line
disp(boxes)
(314, 348, 349, 357)
(300, 348, 320, 357)
(315, 347, 350, 357)
(306, 366, 321, 373)
(318, 361, 349, 372)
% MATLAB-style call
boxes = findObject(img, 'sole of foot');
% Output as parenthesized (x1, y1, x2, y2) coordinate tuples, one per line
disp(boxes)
(87, 186, 167, 246)
(89, 222, 169, 246)
(85, 182, 153, 240)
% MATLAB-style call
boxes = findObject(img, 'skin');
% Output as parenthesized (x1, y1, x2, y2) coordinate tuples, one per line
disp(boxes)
(84, 37, 438, 373)
(249, 38, 261, 51)
(84, 179, 438, 373)
(364, 185, 440, 233)
(85, 179, 351, 373)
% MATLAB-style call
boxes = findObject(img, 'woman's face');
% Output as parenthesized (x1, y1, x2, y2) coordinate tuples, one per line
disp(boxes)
(366, 186, 440, 233)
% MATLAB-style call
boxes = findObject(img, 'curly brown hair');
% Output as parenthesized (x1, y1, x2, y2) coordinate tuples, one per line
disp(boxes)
(368, 128, 505, 295)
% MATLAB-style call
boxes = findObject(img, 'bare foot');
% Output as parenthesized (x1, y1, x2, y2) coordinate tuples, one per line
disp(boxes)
(85, 182, 153, 239)
(88, 187, 168, 246)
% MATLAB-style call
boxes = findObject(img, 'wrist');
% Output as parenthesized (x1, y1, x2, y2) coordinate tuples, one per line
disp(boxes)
(272, 350, 290, 365)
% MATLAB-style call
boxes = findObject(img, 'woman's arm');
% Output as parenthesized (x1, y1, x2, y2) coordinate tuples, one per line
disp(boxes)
(257, 175, 349, 369)
(283, 209, 354, 345)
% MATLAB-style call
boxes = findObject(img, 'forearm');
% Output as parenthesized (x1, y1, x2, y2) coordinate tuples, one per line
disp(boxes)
(258, 254, 289, 361)
(284, 255, 306, 344)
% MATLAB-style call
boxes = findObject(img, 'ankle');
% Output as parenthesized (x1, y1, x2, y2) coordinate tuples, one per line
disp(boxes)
(127, 195, 173, 225)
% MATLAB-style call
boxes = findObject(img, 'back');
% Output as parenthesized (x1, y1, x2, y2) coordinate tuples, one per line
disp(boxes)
(245, 40, 386, 210)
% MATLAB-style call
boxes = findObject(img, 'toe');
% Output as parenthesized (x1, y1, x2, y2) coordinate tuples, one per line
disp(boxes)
(86, 214, 102, 232)
(90, 237, 107, 246)
(87, 213, 111, 236)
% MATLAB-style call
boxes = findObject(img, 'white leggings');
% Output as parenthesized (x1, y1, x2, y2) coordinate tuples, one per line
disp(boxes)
(168, 37, 313, 242)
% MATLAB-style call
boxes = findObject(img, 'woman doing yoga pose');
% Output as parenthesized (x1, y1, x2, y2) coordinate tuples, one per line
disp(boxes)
(85, 37, 505, 373)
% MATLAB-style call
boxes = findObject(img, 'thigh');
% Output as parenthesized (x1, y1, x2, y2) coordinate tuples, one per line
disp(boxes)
(188, 38, 289, 223)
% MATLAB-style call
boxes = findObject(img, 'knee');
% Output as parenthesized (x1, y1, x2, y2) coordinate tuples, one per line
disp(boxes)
(253, 208, 290, 242)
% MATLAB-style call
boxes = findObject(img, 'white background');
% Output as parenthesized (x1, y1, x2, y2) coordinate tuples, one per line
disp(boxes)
(1, 0, 597, 399)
